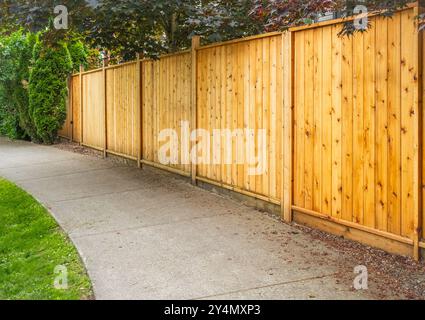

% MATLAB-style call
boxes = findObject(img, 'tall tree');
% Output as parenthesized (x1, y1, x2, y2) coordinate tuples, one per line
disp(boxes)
(29, 35, 73, 144)
(85, 0, 265, 60)
(0, 0, 419, 61)
(85, 0, 206, 60)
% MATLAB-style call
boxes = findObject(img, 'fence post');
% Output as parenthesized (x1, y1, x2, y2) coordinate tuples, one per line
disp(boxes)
(136, 53, 142, 168)
(191, 36, 201, 185)
(420, 2, 425, 262)
(69, 75, 74, 142)
(103, 58, 107, 158)
(282, 31, 294, 223)
(79, 64, 84, 145)
(413, 3, 422, 261)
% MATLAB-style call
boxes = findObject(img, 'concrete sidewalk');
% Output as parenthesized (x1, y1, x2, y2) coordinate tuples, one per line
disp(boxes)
(0, 137, 408, 299)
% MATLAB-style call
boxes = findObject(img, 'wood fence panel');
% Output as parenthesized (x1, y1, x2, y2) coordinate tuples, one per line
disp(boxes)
(82, 70, 104, 149)
(292, 7, 419, 240)
(141, 53, 192, 174)
(196, 34, 284, 203)
(106, 63, 139, 158)
(421, 26, 425, 242)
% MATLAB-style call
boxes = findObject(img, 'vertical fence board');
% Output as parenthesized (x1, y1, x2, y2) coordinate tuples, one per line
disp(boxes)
(331, 24, 342, 219)
(313, 28, 323, 214)
(225, 44, 233, 186)
(387, 14, 402, 235)
(341, 32, 353, 222)
(262, 38, 270, 199)
(352, 31, 364, 225)
(294, 31, 305, 208)
(322, 26, 333, 217)
(363, 19, 376, 229)
(269, 36, 278, 199)
(276, 35, 283, 202)
(375, 17, 389, 232)
(304, 30, 314, 210)
(70, 75, 81, 142)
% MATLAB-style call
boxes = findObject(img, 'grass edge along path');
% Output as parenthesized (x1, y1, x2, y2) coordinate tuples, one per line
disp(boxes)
(0, 177, 93, 300)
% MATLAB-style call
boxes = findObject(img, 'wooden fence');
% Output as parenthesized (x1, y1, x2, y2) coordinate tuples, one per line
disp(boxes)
(60, 3, 424, 260)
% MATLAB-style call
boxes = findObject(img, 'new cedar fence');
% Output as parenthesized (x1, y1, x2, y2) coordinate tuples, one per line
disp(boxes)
(59, 3, 425, 260)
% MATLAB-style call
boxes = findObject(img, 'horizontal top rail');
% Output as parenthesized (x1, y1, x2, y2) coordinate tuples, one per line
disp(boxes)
(196, 31, 283, 51)
(141, 49, 191, 62)
(104, 60, 137, 70)
(73, 50, 192, 76)
(79, 67, 103, 76)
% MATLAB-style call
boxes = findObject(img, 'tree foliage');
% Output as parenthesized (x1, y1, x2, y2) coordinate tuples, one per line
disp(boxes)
(86, 0, 417, 60)
(0, 25, 87, 143)
(250, 0, 411, 35)
(188, 0, 264, 43)
(84, 0, 267, 60)
(1, 1, 419, 62)
(251, 0, 336, 31)
(0, 31, 37, 140)
(14, 32, 40, 141)
(0, 0, 91, 34)
(67, 38, 89, 72)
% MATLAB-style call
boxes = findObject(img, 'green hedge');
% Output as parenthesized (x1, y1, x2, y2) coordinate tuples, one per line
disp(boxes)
(0, 31, 33, 140)
(16, 33, 40, 142)
(29, 41, 73, 144)
(0, 29, 88, 144)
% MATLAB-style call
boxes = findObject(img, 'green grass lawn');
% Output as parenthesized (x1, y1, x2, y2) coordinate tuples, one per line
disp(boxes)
(0, 178, 92, 300)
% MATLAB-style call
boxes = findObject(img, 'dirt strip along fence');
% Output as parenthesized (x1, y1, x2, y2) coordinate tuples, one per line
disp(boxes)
(59, 3, 424, 260)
